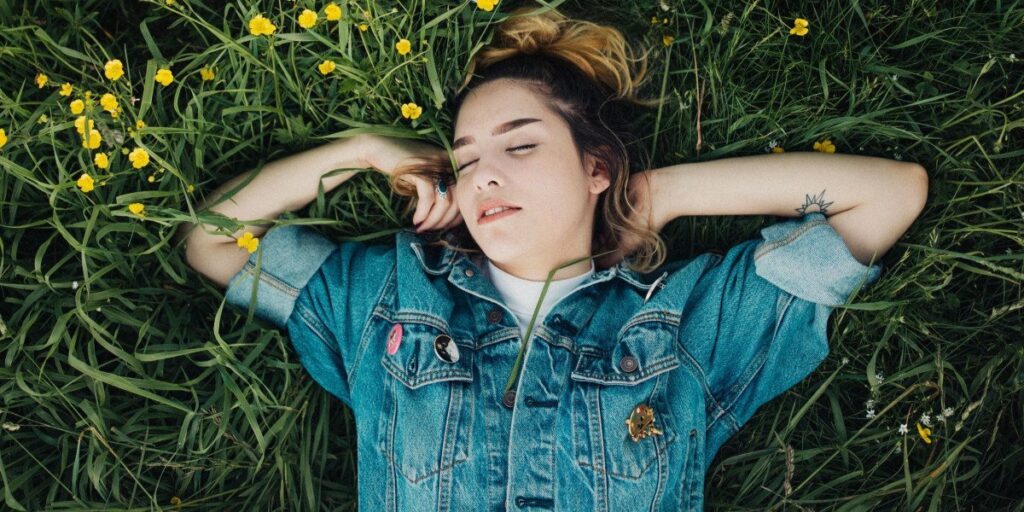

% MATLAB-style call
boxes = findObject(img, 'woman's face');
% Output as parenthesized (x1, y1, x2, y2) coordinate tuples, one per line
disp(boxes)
(452, 78, 610, 281)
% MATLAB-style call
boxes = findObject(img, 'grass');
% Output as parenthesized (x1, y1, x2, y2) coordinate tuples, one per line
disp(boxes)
(0, 0, 1021, 510)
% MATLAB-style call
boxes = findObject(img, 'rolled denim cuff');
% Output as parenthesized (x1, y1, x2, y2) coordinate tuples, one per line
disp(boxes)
(753, 212, 883, 306)
(224, 224, 338, 328)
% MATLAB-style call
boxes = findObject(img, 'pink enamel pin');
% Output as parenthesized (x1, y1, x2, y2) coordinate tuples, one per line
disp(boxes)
(386, 323, 403, 355)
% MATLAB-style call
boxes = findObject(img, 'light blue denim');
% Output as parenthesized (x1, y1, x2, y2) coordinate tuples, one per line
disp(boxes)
(224, 212, 883, 511)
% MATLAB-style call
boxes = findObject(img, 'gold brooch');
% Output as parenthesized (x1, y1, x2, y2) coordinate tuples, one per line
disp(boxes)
(625, 403, 663, 442)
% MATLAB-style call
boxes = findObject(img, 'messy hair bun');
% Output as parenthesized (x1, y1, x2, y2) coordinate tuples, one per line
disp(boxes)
(458, 6, 656, 105)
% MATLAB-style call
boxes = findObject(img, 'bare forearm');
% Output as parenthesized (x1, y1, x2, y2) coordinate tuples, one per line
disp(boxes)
(650, 152, 923, 218)
(178, 135, 372, 246)
(649, 152, 928, 265)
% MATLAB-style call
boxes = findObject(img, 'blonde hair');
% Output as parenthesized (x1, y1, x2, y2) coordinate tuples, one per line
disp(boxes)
(389, 5, 668, 273)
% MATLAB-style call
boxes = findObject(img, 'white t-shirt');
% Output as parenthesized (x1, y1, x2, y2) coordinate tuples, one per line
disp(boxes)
(483, 258, 595, 339)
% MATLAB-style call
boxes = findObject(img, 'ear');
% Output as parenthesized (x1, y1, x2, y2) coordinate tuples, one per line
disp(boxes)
(584, 149, 611, 195)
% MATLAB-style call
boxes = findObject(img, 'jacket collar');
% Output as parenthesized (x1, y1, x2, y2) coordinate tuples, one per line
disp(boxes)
(399, 228, 659, 290)
(394, 228, 710, 340)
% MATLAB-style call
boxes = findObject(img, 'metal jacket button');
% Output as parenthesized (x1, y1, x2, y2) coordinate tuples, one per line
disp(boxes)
(487, 308, 503, 324)
(502, 389, 516, 408)
(433, 334, 459, 363)
(619, 355, 638, 373)
(464, 269, 474, 277)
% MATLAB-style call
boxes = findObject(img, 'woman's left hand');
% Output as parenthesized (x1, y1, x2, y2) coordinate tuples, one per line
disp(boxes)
(595, 171, 664, 270)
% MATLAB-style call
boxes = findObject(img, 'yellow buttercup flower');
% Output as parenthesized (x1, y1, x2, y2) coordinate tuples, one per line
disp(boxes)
(772, 146, 785, 153)
(128, 203, 145, 217)
(104, 59, 125, 80)
(60, 83, 73, 96)
(77, 173, 95, 192)
(358, 22, 368, 32)
(100, 93, 117, 112)
(298, 9, 317, 29)
(789, 18, 809, 36)
(324, 3, 342, 21)
(187, 184, 195, 193)
(155, 68, 174, 86)
(650, 16, 659, 25)
(128, 147, 150, 168)
(136, 119, 145, 129)
(74, 116, 95, 135)
(35, 73, 48, 88)
(82, 129, 102, 149)
(200, 67, 215, 81)
(476, 0, 498, 12)
(249, 14, 276, 36)
(916, 422, 932, 444)
(400, 102, 422, 120)
(318, 60, 336, 75)
(94, 152, 109, 169)
(663, 35, 674, 46)
(236, 232, 259, 253)
(395, 38, 411, 55)
(813, 138, 836, 153)
(147, 175, 155, 183)
(70, 99, 85, 115)
(0, 128, 7, 150)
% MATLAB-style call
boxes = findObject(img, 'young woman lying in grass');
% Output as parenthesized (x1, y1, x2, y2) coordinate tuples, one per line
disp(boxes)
(178, 6, 927, 511)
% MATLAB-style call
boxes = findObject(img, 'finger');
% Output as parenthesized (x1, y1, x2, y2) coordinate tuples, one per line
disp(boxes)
(412, 178, 434, 225)
(434, 201, 458, 228)
(441, 209, 464, 231)
(418, 193, 449, 230)
(434, 204, 460, 231)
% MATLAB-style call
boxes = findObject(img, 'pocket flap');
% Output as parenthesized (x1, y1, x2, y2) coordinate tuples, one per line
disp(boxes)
(571, 319, 679, 386)
(380, 321, 474, 389)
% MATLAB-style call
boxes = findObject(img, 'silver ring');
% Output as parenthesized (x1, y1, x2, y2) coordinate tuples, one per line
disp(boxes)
(435, 178, 448, 200)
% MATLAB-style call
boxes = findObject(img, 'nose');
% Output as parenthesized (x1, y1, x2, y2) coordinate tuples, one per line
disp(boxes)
(471, 157, 505, 192)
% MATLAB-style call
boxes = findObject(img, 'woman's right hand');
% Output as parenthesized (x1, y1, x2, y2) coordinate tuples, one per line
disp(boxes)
(363, 135, 464, 233)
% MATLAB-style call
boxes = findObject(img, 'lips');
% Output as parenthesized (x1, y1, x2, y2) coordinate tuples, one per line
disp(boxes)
(478, 207, 521, 225)
(476, 199, 522, 222)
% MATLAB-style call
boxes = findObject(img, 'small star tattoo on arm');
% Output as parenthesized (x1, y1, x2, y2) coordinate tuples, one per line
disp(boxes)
(795, 189, 834, 216)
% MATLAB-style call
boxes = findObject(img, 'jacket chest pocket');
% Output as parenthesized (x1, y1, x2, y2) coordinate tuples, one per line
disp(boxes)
(569, 318, 680, 481)
(377, 318, 475, 485)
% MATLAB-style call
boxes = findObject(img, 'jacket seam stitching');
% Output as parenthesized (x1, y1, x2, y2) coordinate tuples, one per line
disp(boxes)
(753, 219, 827, 261)
(242, 260, 300, 298)
(349, 257, 398, 389)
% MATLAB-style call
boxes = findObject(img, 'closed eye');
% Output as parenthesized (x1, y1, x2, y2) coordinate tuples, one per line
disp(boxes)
(457, 144, 537, 172)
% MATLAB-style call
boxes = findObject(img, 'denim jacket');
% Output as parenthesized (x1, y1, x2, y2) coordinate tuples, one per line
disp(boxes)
(224, 212, 882, 511)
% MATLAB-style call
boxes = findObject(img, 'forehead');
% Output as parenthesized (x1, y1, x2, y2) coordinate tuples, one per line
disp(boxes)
(454, 80, 554, 139)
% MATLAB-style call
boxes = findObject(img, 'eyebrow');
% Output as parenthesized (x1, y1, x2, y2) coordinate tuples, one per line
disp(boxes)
(453, 118, 543, 150)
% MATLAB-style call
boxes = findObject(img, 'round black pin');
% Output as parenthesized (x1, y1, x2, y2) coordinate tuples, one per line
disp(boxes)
(433, 334, 459, 363)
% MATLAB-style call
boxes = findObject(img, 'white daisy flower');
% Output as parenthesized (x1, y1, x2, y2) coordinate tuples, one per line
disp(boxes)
(942, 407, 954, 418)
(898, 423, 908, 435)
(875, 371, 885, 383)
(72, 280, 79, 290)
(921, 412, 932, 427)
(866, 409, 876, 419)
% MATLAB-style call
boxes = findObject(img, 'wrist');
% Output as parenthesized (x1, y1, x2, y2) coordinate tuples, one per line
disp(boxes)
(337, 134, 375, 170)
